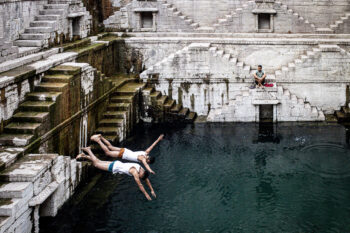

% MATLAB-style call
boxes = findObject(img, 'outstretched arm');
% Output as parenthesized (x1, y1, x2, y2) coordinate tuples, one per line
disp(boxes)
(145, 134, 164, 154)
(141, 158, 155, 174)
(133, 175, 152, 201)
(145, 178, 156, 198)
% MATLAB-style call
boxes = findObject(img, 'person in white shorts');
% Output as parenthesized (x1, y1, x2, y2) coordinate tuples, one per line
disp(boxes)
(91, 134, 164, 175)
(76, 147, 156, 201)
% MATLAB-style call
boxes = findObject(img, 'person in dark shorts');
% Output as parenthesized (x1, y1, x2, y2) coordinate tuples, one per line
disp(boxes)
(253, 65, 267, 88)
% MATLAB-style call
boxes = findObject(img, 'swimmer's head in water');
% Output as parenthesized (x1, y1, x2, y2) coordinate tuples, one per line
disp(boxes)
(139, 168, 150, 180)
(146, 156, 155, 164)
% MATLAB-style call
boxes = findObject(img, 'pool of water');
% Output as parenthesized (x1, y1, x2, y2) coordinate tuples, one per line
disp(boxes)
(41, 123, 350, 233)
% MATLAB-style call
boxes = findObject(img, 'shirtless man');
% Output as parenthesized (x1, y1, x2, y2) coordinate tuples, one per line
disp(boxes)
(91, 134, 164, 175)
(77, 147, 156, 201)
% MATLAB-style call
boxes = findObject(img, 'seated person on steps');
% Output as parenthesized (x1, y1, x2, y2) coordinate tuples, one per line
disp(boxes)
(91, 134, 164, 175)
(253, 65, 266, 88)
(76, 147, 156, 201)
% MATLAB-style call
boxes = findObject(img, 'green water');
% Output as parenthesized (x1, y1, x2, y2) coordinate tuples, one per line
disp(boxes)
(41, 123, 350, 233)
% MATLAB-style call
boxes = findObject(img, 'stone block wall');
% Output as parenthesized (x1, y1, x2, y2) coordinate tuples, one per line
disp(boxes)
(0, 0, 47, 42)
(136, 40, 350, 119)
(104, 0, 350, 33)
(282, 0, 350, 28)
(0, 153, 84, 233)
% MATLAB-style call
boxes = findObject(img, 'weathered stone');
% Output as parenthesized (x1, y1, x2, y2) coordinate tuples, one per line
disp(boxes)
(0, 154, 57, 182)
(0, 182, 33, 199)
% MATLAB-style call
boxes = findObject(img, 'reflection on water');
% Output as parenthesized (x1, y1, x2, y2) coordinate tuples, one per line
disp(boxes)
(41, 123, 350, 233)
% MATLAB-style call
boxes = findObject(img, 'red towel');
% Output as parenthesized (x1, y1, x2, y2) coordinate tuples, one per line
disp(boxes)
(264, 83, 274, 87)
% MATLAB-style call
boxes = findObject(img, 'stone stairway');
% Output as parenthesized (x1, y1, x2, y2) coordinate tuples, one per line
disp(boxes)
(14, 2, 90, 49)
(207, 84, 324, 122)
(0, 65, 78, 169)
(159, 0, 214, 32)
(334, 105, 350, 122)
(277, 86, 325, 121)
(140, 45, 190, 80)
(15, 4, 68, 48)
(274, 1, 316, 33)
(273, 46, 321, 80)
(208, 44, 252, 79)
(95, 78, 146, 143)
(142, 86, 197, 123)
(330, 12, 350, 34)
(213, 1, 255, 31)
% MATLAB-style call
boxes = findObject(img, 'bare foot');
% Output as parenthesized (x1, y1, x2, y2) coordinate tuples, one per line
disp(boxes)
(90, 134, 101, 142)
(76, 153, 86, 160)
(82, 146, 92, 154)
(159, 134, 164, 140)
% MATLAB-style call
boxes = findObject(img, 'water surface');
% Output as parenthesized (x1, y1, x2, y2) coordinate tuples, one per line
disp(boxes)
(41, 123, 350, 233)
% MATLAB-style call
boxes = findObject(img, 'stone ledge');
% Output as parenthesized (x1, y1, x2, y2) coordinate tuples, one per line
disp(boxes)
(133, 8, 158, 12)
(29, 181, 58, 207)
(252, 99, 280, 105)
(0, 154, 58, 182)
(0, 182, 33, 199)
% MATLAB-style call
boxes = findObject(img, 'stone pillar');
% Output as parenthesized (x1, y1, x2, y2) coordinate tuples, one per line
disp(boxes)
(152, 12, 157, 32)
(33, 205, 40, 233)
(273, 105, 277, 122)
(255, 105, 259, 122)
(0, 9, 3, 39)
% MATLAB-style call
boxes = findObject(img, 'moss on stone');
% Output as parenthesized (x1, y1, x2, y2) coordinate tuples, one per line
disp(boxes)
(67, 43, 106, 55)
(0, 199, 12, 206)
(181, 82, 191, 93)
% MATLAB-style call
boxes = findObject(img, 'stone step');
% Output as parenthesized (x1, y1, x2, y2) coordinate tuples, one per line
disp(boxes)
(0, 134, 35, 147)
(95, 127, 120, 136)
(42, 74, 72, 83)
(164, 99, 175, 110)
(0, 154, 58, 182)
(0, 182, 33, 199)
(35, 82, 68, 92)
(44, 4, 68, 9)
(0, 198, 23, 217)
(14, 40, 43, 47)
(4, 122, 41, 135)
(115, 83, 146, 96)
(110, 95, 134, 103)
(19, 101, 55, 112)
(35, 15, 61, 21)
(157, 95, 168, 105)
(171, 104, 182, 113)
(48, 65, 81, 76)
(30, 21, 56, 28)
(142, 87, 154, 93)
(185, 112, 197, 122)
(316, 28, 334, 34)
(99, 118, 124, 127)
(150, 91, 161, 100)
(19, 33, 47, 40)
(12, 112, 49, 123)
(103, 111, 128, 119)
(101, 135, 119, 143)
(24, 27, 54, 33)
(39, 9, 65, 15)
(107, 103, 131, 111)
(335, 110, 349, 122)
(26, 92, 61, 101)
(179, 108, 189, 116)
